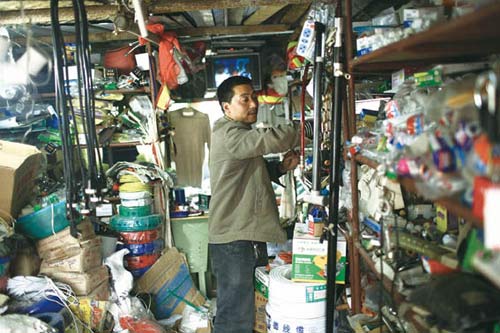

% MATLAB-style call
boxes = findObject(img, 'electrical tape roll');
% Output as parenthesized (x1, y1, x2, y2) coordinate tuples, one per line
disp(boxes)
(116, 239, 164, 256)
(125, 253, 160, 270)
(110, 214, 162, 232)
(266, 304, 325, 333)
(129, 265, 153, 278)
(268, 264, 326, 319)
(120, 197, 153, 207)
(119, 205, 152, 218)
(118, 228, 160, 244)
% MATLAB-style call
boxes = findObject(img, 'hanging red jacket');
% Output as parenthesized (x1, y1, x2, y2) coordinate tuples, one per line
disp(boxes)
(141, 23, 183, 90)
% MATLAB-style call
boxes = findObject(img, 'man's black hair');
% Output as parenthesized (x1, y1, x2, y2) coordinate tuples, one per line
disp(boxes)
(216, 76, 252, 113)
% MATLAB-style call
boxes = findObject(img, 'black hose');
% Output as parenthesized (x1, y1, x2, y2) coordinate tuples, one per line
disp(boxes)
(51, 0, 79, 234)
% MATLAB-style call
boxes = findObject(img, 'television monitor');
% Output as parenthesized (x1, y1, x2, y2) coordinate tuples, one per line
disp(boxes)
(205, 52, 262, 91)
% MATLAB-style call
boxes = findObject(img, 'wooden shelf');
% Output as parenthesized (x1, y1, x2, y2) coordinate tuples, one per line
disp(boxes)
(38, 92, 56, 99)
(354, 154, 482, 227)
(97, 87, 150, 94)
(107, 141, 142, 148)
(79, 141, 143, 148)
(350, 3, 500, 72)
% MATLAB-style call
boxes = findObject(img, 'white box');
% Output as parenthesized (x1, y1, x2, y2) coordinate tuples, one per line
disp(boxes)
(135, 53, 150, 71)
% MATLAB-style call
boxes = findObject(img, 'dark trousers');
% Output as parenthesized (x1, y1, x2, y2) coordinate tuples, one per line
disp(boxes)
(209, 240, 268, 333)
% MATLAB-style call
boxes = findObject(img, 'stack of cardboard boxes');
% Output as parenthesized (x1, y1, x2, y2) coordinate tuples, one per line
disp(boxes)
(254, 266, 269, 333)
(37, 220, 110, 299)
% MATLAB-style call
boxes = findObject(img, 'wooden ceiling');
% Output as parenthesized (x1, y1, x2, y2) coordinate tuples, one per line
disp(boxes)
(0, 0, 317, 43)
(0, 0, 409, 44)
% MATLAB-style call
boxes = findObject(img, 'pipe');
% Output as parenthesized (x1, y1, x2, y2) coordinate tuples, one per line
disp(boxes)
(344, 0, 362, 313)
(312, 22, 325, 194)
(300, 63, 311, 173)
(326, 2, 344, 332)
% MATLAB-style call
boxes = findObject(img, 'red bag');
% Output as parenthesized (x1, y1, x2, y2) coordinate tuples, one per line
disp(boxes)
(103, 45, 136, 74)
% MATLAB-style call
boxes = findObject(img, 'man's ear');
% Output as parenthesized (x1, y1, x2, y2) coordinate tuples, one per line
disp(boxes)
(222, 102, 230, 114)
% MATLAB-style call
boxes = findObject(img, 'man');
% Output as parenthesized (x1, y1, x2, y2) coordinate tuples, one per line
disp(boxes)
(255, 55, 290, 128)
(208, 76, 300, 332)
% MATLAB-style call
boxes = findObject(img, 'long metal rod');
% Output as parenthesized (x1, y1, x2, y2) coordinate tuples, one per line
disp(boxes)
(326, 2, 345, 332)
(312, 22, 325, 193)
(344, 0, 362, 313)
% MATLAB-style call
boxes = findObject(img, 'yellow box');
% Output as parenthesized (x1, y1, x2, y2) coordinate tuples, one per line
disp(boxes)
(254, 291, 268, 333)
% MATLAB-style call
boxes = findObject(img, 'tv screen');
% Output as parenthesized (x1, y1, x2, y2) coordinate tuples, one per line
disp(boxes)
(205, 52, 262, 91)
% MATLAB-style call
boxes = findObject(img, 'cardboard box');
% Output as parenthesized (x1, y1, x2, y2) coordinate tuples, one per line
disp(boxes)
(254, 266, 269, 298)
(37, 221, 96, 261)
(0, 140, 42, 217)
(254, 291, 267, 333)
(40, 237, 102, 273)
(291, 228, 347, 283)
(45, 265, 109, 295)
(135, 247, 205, 319)
(87, 280, 110, 301)
(307, 214, 324, 237)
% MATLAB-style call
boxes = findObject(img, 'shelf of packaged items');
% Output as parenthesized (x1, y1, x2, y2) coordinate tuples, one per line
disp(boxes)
(354, 154, 482, 227)
(356, 242, 405, 305)
(350, 2, 500, 72)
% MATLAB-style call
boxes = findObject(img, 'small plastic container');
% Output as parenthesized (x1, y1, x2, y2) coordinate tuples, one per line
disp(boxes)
(169, 210, 189, 218)
(110, 214, 161, 232)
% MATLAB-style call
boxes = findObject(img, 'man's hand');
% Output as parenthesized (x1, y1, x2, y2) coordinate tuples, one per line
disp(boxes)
(279, 150, 300, 173)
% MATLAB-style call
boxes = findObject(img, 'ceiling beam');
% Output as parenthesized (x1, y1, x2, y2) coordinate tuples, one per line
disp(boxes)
(289, 7, 311, 41)
(0, 1, 102, 11)
(0, 1, 314, 25)
(228, 8, 245, 26)
(243, 5, 286, 25)
(175, 24, 290, 37)
(0, 5, 117, 25)
(31, 24, 292, 44)
(186, 10, 216, 27)
(279, 4, 311, 25)
(151, 0, 313, 13)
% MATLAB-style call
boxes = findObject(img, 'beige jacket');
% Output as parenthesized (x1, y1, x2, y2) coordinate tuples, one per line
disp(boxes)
(208, 116, 300, 244)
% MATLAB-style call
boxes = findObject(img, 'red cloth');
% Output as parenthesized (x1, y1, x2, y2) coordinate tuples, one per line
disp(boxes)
(140, 23, 183, 90)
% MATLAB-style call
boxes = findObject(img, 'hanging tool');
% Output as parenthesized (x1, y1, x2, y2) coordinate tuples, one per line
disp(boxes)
(303, 21, 328, 207)
(299, 62, 311, 175)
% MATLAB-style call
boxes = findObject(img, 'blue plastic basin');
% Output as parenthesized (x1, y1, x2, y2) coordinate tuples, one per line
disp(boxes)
(16, 201, 70, 240)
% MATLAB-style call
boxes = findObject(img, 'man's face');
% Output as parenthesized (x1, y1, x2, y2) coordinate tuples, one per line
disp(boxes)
(223, 84, 259, 124)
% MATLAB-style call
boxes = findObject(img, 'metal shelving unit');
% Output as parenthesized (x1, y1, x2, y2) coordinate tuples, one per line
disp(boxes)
(344, 0, 499, 319)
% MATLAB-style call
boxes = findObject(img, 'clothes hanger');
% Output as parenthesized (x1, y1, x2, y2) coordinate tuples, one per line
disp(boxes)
(181, 102, 196, 117)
